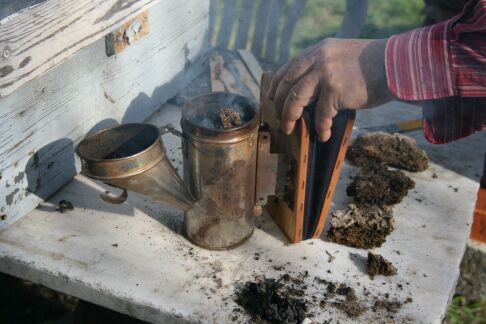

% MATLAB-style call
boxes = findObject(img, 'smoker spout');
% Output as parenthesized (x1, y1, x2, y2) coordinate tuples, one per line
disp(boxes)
(77, 123, 195, 211)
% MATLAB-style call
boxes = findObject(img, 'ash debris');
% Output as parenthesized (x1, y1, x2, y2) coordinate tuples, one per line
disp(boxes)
(347, 164, 415, 205)
(219, 108, 242, 129)
(234, 271, 411, 323)
(327, 204, 394, 249)
(235, 274, 307, 324)
(367, 252, 398, 279)
(327, 132, 429, 250)
(346, 132, 429, 172)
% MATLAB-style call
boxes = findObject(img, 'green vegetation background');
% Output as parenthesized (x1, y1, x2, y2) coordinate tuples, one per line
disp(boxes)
(292, 0, 423, 56)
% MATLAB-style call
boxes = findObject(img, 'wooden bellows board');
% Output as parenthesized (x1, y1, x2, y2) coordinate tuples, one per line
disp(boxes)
(259, 72, 355, 243)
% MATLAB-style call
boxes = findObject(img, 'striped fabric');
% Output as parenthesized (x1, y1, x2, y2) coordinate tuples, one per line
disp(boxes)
(385, 0, 486, 143)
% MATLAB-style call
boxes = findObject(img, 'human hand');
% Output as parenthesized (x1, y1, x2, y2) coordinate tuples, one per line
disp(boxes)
(267, 38, 394, 141)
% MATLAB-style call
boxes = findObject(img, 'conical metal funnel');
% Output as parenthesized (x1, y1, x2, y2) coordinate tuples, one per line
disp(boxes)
(77, 123, 195, 211)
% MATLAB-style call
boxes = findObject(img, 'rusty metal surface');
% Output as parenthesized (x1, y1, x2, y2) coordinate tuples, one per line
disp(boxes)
(182, 93, 259, 250)
(77, 123, 195, 211)
(78, 93, 260, 250)
(255, 130, 278, 206)
(105, 11, 150, 56)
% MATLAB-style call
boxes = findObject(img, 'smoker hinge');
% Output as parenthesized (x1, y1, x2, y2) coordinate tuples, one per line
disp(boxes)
(255, 130, 279, 206)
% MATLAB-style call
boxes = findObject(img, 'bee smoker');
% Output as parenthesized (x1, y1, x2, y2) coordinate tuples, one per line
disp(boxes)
(78, 93, 259, 250)
(77, 80, 355, 249)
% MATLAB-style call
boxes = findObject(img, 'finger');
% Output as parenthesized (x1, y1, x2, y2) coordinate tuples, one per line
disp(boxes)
(314, 92, 338, 142)
(274, 68, 316, 119)
(281, 72, 319, 135)
(267, 44, 318, 100)
(268, 58, 298, 100)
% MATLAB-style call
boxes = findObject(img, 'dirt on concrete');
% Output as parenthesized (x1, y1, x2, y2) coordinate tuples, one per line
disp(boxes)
(327, 204, 394, 249)
(234, 269, 415, 322)
(235, 274, 307, 323)
(327, 284, 365, 318)
(347, 164, 415, 205)
(367, 252, 398, 279)
(219, 108, 242, 129)
(372, 299, 403, 314)
(347, 132, 429, 172)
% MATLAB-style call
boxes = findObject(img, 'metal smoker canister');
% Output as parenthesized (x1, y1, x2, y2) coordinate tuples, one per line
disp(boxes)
(181, 93, 259, 250)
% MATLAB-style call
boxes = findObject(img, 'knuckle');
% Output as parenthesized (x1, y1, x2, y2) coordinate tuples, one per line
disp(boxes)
(283, 71, 294, 83)
(288, 88, 300, 101)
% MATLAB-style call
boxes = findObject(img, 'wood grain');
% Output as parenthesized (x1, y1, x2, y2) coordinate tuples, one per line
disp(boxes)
(0, 0, 210, 230)
(0, 0, 162, 97)
(233, 58, 259, 102)
(260, 71, 307, 243)
(238, 49, 263, 85)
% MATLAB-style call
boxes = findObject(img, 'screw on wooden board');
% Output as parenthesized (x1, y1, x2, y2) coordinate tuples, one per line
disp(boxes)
(105, 11, 149, 56)
(2, 46, 10, 59)
(56, 200, 74, 213)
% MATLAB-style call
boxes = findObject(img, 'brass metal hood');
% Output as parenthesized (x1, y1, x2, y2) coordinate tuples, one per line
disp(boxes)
(77, 123, 195, 211)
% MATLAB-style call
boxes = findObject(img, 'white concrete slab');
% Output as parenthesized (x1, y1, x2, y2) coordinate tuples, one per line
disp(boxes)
(0, 103, 483, 323)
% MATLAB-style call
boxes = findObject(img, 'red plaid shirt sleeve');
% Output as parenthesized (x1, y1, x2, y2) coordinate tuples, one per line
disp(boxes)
(385, 0, 486, 143)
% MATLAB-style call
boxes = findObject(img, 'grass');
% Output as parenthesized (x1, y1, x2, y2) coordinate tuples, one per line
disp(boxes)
(444, 296, 486, 324)
(291, 0, 424, 56)
(214, 0, 424, 61)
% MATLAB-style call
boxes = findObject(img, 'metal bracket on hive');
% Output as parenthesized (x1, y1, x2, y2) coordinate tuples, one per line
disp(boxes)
(105, 11, 149, 56)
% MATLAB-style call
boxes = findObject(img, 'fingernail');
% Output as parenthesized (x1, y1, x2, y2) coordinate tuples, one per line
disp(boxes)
(283, 122, 294, 135)
(282, 126, 290, 135)
(318, 135, 328, 142)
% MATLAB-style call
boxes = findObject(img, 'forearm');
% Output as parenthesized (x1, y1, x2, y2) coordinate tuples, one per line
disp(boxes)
(384, 0, 486, 101)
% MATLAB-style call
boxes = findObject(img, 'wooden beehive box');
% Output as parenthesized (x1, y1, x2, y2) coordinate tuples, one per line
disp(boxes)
(0, 0, 211, 230)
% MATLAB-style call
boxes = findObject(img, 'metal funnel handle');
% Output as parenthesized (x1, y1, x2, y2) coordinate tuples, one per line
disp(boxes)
(100, 188, 128, 204)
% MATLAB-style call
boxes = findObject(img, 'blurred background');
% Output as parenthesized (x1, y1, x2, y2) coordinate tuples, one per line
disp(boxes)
(291, 0, 423, 56)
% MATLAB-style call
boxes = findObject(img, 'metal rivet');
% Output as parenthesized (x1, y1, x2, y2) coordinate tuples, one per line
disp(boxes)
(2, 47, 11, 59)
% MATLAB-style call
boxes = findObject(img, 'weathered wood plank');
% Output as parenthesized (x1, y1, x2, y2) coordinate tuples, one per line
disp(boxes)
(216, 0, 237, 48)
(265, 0, 285, 61)
(0, 0, 46, 21)
(0, 0, 210, 230)
(233, 58, 259, 102)
(251, 0, 271, 58)
(278, 0, 307, 64)
(238, 49, 263, 85)
(0, 0, 163, 97)
(233, 0, 256, 50)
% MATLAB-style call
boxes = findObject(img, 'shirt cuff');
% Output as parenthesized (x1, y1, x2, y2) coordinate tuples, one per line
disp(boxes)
(385, 21, 455, 101)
